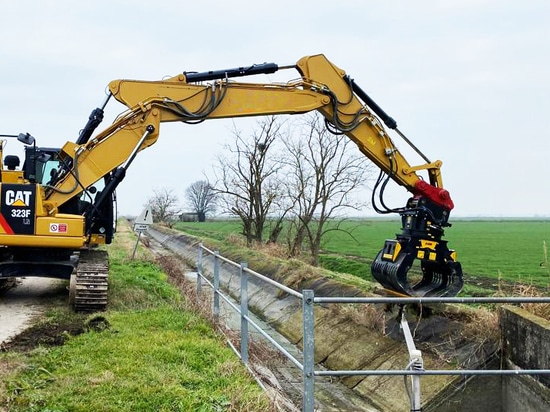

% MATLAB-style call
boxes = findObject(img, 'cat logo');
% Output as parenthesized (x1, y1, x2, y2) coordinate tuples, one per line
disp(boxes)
(1, 184, 36, 235)
(5, 190, 33, 207)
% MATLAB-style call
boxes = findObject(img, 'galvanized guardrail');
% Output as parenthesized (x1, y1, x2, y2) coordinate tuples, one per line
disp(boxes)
(195, 243, 550, 412)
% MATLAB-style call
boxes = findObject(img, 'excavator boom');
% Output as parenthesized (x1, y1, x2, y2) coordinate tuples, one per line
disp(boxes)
(1, 54, 463, 309)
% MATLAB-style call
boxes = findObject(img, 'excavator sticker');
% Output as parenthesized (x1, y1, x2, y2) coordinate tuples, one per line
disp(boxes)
(0, 184, 35, 234)
(49, 223, 68, 233)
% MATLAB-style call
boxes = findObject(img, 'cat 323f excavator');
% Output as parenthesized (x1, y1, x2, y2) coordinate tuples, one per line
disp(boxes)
(0, 54, 463, 311)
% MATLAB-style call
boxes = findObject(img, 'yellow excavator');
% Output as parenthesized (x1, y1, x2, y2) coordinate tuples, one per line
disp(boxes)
(0, 54, 463, 311)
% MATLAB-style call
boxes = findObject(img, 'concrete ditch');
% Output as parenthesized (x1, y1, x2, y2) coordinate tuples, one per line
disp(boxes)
(144, 225, 549, 411)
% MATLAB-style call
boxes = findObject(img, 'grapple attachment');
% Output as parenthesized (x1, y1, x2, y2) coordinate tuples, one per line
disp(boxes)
(371, 195, 464, 297)
(371, 238, 463, 297)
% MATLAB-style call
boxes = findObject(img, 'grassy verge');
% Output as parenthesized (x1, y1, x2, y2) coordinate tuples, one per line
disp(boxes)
(0, 225, 272, 412)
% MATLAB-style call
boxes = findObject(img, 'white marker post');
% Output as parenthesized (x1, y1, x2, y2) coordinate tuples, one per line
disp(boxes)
(132, 208, 153, 259)
(401, 310, 424, 411)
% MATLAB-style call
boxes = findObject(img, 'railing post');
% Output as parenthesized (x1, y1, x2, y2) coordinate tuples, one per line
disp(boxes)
(197, 243, 203, 296)
(401, 311, 423, 411)
(240, 262, 249, 366)
(213, 251, 220, 319)
(303, 289, 315, 412)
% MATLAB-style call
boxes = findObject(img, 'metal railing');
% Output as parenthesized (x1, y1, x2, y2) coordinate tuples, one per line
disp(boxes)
(195, 243, 550, 412)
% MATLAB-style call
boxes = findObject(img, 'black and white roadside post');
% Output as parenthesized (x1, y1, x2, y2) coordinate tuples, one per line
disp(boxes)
(132, 208, 153, 259)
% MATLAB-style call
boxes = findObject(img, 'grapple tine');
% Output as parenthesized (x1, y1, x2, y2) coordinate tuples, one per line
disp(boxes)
(371, 248, 416, 296)
(419, 260, 463, 297)
(371, 248, 464, 297)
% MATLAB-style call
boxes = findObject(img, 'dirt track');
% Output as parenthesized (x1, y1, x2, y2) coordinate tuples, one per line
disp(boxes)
(0, 277, 67, 345)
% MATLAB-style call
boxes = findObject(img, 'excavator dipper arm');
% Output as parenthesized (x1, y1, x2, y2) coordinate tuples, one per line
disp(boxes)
(47, 54, 463, 297)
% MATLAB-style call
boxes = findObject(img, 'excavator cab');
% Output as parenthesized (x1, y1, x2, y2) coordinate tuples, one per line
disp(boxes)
(22, 145, 117, 245)
(371, 196, 463, 297)
(22, 146, 61, 184)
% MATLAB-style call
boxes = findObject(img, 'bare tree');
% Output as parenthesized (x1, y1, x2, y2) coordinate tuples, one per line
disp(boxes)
(185, 180, 217, 222)
(214, 116, 285, 245)
(144, 187, 181, 224)
(283, 113, 374, 265)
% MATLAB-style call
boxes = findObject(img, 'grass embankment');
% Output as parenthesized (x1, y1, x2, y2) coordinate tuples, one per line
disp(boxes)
(0, 225, 271, 412)
(174, 218, 550, 293)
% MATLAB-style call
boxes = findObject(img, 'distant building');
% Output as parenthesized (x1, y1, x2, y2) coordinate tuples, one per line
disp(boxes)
(179, 212, 200, 222)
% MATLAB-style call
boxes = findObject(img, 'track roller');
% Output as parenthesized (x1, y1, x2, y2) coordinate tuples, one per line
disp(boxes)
(69, 249, 109, 312)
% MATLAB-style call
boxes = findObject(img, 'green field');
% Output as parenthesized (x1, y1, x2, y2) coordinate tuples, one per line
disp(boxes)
(174, 218, 550, 287)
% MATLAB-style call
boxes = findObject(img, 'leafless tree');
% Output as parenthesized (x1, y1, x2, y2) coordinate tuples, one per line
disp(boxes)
(213, 116, 285, 245)
(283, 113, 374, 265)
(185, 180, 217, 222)
(144, 187, 181, 225)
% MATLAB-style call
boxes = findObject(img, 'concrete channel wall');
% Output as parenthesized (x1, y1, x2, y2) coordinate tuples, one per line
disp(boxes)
(429, 306, 550, 412)
(500, 306, 550, 411)
(144, 225, 549, 411)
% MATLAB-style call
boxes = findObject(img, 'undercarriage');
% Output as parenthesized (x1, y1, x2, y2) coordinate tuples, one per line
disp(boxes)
(0, 247, 109, 312)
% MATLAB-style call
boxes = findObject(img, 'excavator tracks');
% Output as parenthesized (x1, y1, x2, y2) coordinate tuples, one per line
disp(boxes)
(69, 249, 109, 312)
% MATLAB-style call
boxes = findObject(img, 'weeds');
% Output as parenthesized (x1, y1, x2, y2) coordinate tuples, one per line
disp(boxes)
(460, 309, 500, 344)
(328, 303, 387, 333)
(541, 240, 549, 278)
(513, 284, 550, 319)
(490, 261, 550, 320)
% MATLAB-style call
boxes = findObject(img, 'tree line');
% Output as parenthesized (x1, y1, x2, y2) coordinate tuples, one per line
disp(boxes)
(145, 113, 375, 265)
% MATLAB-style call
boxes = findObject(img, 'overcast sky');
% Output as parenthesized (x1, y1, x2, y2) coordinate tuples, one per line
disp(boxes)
(0, 1, 548, 218)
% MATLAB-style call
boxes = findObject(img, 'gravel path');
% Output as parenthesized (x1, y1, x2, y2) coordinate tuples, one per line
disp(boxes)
(0, 277, 67, 345)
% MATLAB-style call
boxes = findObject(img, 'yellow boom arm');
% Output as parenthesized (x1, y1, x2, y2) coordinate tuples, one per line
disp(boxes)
(42, 53, 462, 298)
(47, 54, 449, 209)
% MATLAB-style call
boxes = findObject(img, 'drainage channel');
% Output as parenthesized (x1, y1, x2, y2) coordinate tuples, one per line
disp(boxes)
(143, 226, 379, 412)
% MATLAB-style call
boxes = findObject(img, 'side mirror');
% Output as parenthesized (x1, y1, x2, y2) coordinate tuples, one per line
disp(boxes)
(17, 132, 35, 146)
(37, 153, 52, 163)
